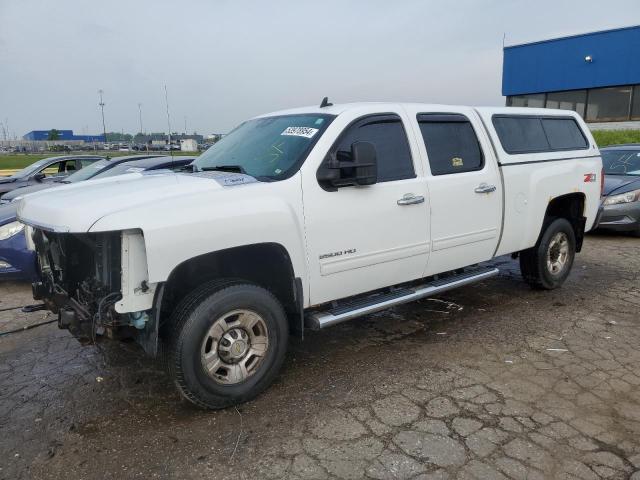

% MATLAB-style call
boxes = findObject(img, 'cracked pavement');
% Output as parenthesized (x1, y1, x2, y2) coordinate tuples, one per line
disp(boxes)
(1, 233, 640, 479)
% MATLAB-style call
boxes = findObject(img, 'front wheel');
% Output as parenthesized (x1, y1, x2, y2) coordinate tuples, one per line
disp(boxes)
(520, 218, 576, 290)
(167, 282, 289, 409)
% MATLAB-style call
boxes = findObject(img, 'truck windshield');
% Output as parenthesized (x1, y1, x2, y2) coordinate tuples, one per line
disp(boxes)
(602, 149, 640, 176)
(193, 114, 334, 180)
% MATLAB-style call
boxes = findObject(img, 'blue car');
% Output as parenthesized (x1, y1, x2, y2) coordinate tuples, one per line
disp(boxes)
(0, 204, 34, 280)
(0, 155, 194, 281)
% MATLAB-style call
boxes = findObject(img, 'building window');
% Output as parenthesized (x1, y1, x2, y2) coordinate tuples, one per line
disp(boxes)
(632, 85, 640, 121)
(507, 84, 640, 123)
(586, 86, 633, 122)
(507, 94, 546, 108)
(545, 90, 587, 117)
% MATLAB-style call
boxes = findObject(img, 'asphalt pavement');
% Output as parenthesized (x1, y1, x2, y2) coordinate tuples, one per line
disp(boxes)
(1, 233, 639, 480)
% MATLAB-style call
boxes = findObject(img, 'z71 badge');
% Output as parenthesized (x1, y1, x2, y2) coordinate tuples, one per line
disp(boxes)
(583, 173, 597, 182)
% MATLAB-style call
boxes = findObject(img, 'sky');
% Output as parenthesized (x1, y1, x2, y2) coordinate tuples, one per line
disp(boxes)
(0, 0, 639, 138)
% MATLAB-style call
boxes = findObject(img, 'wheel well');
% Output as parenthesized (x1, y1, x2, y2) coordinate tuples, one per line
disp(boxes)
(158, 243, 300, 336)
(544, 193, 586, 251)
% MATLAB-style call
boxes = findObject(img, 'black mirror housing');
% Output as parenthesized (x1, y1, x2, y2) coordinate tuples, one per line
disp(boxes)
(33, 173, 46, 182)
(317, 141, 378, 190)
(351, 141, 377, 186)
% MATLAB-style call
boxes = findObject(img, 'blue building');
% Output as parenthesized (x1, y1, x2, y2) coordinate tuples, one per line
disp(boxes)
(23, 130, 105, 142)
(503, 25, 640, 124)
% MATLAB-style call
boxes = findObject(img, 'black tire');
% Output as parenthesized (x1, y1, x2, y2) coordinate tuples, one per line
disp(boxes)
(520, 218, 576, 290)
(167, 281, 289, 409)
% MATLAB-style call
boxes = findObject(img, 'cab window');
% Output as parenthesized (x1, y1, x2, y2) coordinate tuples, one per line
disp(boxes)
(417, 114, 484, 175)
(333, 114, 415, 182)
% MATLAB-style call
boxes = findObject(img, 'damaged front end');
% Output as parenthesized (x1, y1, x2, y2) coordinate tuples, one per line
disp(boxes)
(30, 228, 160, 355)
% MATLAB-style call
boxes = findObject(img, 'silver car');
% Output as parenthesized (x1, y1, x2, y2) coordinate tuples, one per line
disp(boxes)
(598, 145, 640, 237)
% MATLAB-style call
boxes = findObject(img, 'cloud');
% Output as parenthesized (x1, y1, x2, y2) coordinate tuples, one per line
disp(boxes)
(0, 0, 638, 136)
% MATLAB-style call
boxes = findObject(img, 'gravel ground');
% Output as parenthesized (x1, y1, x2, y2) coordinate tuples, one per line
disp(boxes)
(1, 233, 639, 480)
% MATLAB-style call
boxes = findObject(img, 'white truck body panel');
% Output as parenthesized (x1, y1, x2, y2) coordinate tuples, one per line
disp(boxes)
(17, 170, 308, 289)
(475, 107, 601, 255)
(117, 230, 156, 314)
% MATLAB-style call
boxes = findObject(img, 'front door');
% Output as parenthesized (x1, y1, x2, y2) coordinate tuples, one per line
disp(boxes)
(301, 111, 430, 306)
(409, 108, 502, 275)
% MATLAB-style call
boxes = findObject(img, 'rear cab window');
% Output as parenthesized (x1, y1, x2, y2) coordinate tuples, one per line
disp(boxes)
(492, 115, 588, 154)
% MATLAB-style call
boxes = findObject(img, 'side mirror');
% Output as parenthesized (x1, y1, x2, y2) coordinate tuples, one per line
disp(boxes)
(33, 173, 46, 182)
(351, 141, 377, 186)
(317, 141, 378, 190)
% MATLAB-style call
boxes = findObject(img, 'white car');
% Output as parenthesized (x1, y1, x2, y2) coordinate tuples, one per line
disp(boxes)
(18, 101, 602, 409)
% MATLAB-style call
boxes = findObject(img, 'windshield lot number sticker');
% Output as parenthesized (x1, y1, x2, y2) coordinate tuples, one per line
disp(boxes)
(281, 127, 319, 138)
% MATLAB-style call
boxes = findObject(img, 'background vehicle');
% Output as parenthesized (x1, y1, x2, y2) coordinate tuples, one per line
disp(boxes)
(0, 155, 104, 199)
(0, 204, 34, 281)
(598, 144, 640, 236)
(1, 156, 194, 281)
(80, 155, 194, 179)
(19, 103, 602, 409)
(0, 154, 174, 204)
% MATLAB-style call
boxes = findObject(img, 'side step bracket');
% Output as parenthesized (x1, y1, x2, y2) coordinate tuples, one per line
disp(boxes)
(306, 266, 499, 330)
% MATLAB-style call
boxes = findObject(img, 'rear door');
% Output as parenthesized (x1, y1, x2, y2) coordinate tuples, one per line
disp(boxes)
(406, 107, 502, 275)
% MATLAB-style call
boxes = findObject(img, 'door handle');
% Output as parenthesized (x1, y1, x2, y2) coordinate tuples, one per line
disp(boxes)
(397, 193, 425, 206)
(474, 183, 497, 194)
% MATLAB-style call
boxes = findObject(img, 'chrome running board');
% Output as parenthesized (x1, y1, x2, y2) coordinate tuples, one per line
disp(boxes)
(306, 266, 499, 330)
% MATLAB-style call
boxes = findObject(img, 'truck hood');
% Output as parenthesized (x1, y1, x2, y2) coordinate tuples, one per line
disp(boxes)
(17, 171, 259, 232)
(0, 177, 17, 184)
(603, 175, 640, 196)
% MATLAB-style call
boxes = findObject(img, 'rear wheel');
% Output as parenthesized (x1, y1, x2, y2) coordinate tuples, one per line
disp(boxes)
(167, 282, 288, 409)
(520, 218, 576, 290)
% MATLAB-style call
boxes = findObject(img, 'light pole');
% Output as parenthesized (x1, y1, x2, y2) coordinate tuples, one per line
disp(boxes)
(137, 103, 144, 135)
(137, 103, 147, 151)
(164, 85, 172, 155)
(98, 89, 107, 144)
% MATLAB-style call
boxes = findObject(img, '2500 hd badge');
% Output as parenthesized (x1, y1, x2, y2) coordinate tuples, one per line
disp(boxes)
(319, 248, 356, 260)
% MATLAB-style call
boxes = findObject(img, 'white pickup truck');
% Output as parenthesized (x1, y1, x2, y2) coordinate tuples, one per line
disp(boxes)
(18, 102, 602, 409)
